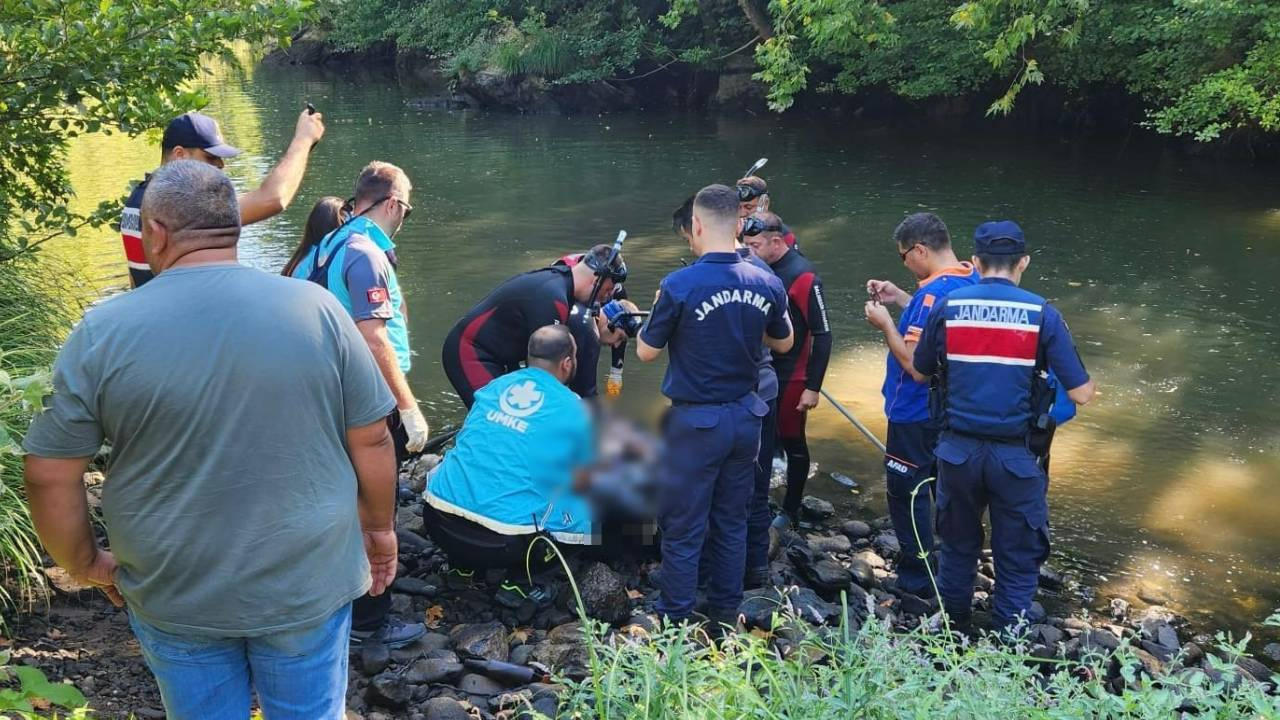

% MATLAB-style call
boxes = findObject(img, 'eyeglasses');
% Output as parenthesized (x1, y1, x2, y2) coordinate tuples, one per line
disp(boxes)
(347, 196, 414, 220)
(383, 196, 413, 219)
(899, 244, 921, 262)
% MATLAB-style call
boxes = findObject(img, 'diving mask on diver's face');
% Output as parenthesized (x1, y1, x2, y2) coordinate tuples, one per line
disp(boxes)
(740, 216, 783, 238)
(737, 183, 766, 202)
(584, 251, 628, 284)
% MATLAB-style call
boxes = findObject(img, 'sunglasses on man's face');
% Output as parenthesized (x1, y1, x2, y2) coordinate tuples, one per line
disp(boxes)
(385, 196, 413, 219)
(899, 244, 921, 262)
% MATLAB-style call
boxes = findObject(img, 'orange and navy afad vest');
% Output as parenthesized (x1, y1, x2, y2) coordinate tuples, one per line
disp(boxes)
(936, 280, 1047, 439)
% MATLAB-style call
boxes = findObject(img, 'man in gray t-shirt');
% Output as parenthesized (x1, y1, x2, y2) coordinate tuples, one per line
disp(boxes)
(23, 160, 398, 720)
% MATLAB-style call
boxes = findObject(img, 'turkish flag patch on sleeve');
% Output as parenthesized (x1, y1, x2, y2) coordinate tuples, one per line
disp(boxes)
(367, 288, 388, 304)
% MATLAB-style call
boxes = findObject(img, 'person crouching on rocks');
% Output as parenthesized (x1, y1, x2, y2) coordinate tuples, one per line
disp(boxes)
(422, 325, 598, 609)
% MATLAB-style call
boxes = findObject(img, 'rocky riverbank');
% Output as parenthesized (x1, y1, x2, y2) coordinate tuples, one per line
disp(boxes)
(7, 457, 1279, 718)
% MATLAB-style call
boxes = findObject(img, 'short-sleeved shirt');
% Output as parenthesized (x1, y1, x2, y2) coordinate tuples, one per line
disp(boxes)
(882, 264, 979, 423)
(424, 367, 595, 543)
(640, 251, 790, 404)
(24, 264, 394, 637)
(292, 216, 411, 372)
(913, 277, 1089, 438)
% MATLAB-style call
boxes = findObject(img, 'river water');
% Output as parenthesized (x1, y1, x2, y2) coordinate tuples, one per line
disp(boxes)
(54, 58, 1280, 636)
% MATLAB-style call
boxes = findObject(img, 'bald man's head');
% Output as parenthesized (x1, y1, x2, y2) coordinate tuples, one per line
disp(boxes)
(527, 324, 577, 385)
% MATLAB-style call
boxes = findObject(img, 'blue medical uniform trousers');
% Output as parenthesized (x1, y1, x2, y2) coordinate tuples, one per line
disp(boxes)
(884, 420, 939, 596)
(657, 395, 766, 619)
(934, 433, 1050, 628)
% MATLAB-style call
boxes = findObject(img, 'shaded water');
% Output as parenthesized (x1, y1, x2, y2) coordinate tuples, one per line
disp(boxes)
(55, 59, 1280, 636)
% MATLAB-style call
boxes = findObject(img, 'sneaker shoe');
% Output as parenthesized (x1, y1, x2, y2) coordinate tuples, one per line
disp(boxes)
(444, 567, 476, 590)
(495, 580, 556, 610)
(350, 617, 426, 650)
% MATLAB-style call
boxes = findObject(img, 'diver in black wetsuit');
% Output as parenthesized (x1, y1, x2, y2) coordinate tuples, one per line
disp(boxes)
(742, 211, 832, 522)
(442, 244, 627, 407)
(553, 253, 637, 399)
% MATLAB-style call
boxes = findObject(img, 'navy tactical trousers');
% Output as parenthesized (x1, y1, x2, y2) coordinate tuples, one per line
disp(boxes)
(934, 433, 1050, 628)
(884, 420, 939, 596)
(745, 396, 779, 572)
(657, 397, 764, 619)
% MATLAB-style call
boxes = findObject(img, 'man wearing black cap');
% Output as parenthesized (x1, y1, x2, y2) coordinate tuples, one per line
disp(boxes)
(119, 109, 325, 288)
(912, 220, 1096, 633)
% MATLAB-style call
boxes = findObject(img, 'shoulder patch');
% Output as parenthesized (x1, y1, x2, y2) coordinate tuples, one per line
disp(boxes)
(923, 293, 936, 308)
(367, 288, 388, 304)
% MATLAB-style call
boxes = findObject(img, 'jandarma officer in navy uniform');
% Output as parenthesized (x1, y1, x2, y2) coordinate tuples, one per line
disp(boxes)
(913, 220, 1096, 632)
(637, 184, 793, 626)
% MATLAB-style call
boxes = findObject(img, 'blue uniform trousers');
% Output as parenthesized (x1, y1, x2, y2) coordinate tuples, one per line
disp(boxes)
(657, 396, 765, 619)
(934, 433, 1050, 628)
(745, 396, 778, 572)
(884, 420, 939, 596)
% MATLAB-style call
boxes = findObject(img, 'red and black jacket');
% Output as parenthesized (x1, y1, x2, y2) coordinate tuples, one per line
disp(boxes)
(769, 247, 832, 390)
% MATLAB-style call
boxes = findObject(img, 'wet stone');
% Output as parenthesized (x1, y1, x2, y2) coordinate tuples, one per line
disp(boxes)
(852, 550, 886, 570)
(1038, 565, 1065, 590)
(396, 529, 432, 555)
(849, 558, 876, 589)
(451, 621, 509, 662)
(404, 656, 463, 685)
(579, 562, 631, 625)
(1109, 598, 1130, 620)
(392, 577, 438, 597)
(872, 532, 901, 558)
(367, 672, 411, 709)
(421, 696, 471, 720)
(806, 560, 852, 596)
(806, 533, 852, 555)
(360, 643, 391, 676)
(457, 672, 505, 696)
(1263, 643, 1280, 663)
(800, 496, 835, 521)
(1081, 628, 1120, 654)
(396, 506, 425, 535)
(839, 520, 873, 540)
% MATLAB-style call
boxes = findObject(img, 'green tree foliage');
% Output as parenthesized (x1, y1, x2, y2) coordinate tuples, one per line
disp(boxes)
(328, 0, 752, 84)
(0, 0, 312, 262)
(330, 0, 1280, 143)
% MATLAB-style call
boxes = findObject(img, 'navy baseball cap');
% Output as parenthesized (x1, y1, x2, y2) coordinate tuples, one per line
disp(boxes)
(161, 112, 241, 158)
(973, 220, 1027, 255)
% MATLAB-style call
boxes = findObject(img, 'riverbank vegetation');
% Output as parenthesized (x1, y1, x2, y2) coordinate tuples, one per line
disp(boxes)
(558, 608, 1280, 718)
(323, 0, 1280, 145)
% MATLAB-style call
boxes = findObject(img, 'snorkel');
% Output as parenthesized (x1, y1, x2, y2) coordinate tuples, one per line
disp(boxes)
(586, 230, 628, 318)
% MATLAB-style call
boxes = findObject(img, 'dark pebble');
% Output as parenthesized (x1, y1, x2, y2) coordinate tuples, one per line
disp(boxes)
(360, 643, 391, 676)
(392, 577, 438, 597)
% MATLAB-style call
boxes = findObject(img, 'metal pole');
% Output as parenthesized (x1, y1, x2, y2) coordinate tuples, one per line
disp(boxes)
(819, 388, 887, 454)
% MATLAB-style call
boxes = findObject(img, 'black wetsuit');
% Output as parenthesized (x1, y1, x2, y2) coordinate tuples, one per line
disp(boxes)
(442, 266, 574, 407)
(768, 247, 833, 518)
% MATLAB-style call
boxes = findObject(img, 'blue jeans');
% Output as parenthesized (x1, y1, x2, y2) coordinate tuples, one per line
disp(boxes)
(128, 604, 352, 720)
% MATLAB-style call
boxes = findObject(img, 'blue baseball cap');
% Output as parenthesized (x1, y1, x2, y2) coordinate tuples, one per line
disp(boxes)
(973, 220, 1027, 255)
(161, 112, 241, 158)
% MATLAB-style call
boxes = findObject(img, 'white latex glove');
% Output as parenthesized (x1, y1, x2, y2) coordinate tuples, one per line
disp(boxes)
(401, 406, 430, 454)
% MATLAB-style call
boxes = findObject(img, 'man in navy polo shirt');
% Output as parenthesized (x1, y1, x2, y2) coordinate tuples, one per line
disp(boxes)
(913, 221, 1096, 632)
(121, 109, 324, 288)
(637, 184, 793, 626)
(864, 213, 978, 597)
